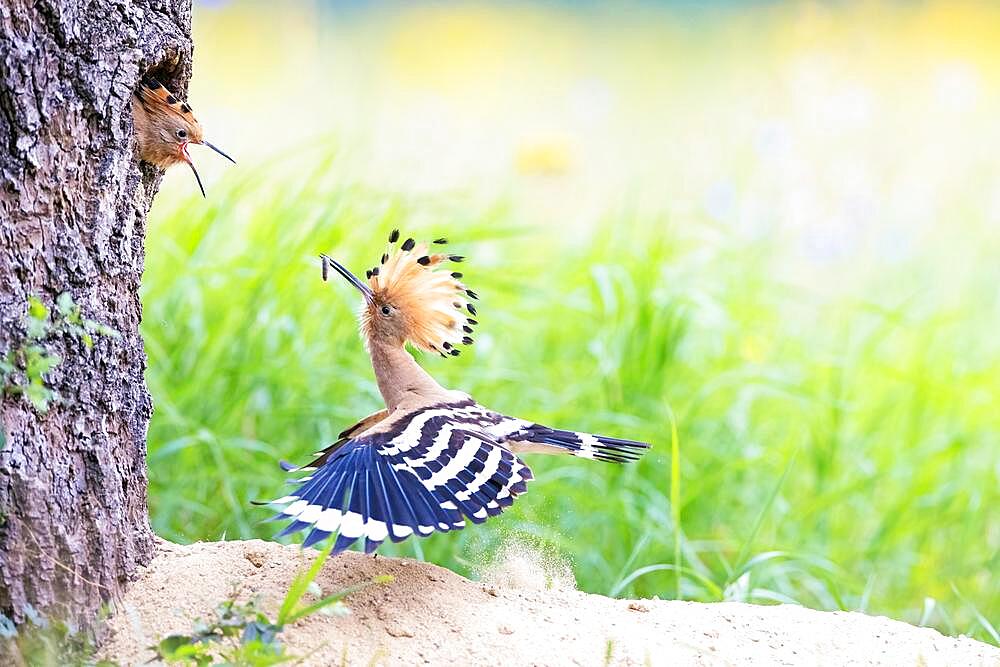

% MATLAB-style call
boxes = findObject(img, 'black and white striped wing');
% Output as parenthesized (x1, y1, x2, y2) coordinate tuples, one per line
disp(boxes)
(265, 407, 533, 554)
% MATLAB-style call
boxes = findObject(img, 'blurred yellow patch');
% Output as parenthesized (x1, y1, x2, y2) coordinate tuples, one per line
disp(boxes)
(385, 7, 518, 87)
(740, 335, 768, 364)
(515, 139, 572, 176)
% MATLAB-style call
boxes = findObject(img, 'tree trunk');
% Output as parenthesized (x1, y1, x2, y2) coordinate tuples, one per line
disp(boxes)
(0, 0, 192, 626)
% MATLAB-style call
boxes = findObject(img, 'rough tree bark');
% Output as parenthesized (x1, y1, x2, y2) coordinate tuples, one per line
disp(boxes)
(0, 0, 192, 625)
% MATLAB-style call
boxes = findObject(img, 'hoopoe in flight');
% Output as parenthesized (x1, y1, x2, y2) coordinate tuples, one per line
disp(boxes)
(131, 77, 235, 197)
(261, 231, 650, 553)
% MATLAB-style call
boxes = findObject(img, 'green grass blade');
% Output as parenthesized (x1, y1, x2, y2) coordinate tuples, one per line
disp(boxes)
(278, 542, 334, 626)
(731, 450, 798, 585)
(668, 404, 682, 601)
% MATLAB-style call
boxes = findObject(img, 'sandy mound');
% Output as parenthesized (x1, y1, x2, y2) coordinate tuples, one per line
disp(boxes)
(102, 539, 999, 666)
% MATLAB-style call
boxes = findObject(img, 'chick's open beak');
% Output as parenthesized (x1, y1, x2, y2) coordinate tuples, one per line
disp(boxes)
(178, 142, 206, 198)
(174, 141, 206, 198)
(202, 140, 237, 165)
(179, 140, 235, 198)
(320, 254, 374, 305)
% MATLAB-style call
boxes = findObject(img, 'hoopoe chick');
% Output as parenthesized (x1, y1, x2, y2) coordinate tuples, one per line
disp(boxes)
(261, 231, 650, 553)
(131, 77, 235, 197)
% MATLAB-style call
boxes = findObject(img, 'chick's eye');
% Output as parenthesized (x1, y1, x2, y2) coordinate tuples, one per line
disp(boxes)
(380, 305, 391, 316)
(176, 128, 187, 139)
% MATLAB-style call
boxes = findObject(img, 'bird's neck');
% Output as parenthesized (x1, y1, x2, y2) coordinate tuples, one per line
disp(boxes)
(367, 338, 449, 412)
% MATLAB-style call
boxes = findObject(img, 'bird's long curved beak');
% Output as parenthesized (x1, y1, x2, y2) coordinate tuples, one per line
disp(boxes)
(320, 254, 374, 304)
(202, 140, 236, 165)
(179, 142, 206, 198)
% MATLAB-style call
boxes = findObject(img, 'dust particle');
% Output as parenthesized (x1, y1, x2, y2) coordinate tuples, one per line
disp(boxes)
(475, 538, 575, 592)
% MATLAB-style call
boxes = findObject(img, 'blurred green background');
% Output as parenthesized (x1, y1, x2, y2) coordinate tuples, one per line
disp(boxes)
(143, 0, 1000, 644)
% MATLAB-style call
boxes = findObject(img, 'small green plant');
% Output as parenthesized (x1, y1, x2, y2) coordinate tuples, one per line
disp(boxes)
(0, 293, 119, 412)
(0, 604, 117, 667)
(152, 543, 392, 666)
(602, 639, 615, 667)
(152, 596, 289, 667)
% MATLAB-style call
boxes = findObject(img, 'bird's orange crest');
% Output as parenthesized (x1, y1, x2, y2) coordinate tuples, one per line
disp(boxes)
(322, 231, 478, 357)
(136, 78, 203, 136)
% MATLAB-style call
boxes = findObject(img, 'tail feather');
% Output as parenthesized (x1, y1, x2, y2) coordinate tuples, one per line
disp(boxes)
(501, 425, 649, 463)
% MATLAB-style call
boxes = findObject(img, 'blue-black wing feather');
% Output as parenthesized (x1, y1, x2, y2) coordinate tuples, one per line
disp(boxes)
(264, 401, 532, 554)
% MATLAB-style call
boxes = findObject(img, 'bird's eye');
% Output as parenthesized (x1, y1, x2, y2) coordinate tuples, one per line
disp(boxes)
(380, 305, 391, 316)
(176, 128, 187, 139)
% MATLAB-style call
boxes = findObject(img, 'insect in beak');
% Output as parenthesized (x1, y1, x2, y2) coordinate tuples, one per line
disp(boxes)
(320, 254, 375, 305)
